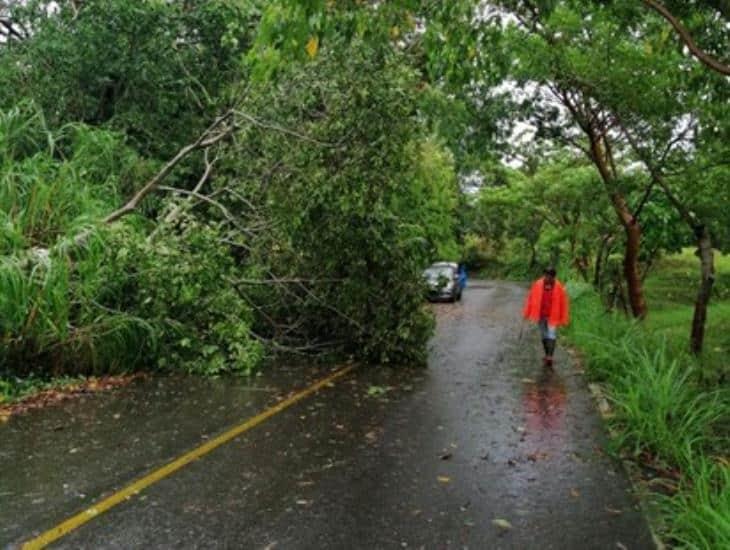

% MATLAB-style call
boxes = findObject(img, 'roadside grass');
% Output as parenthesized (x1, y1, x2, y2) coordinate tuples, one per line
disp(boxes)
(663, 458, 730, 550)
(565, 250, 730, 549)
(0, 374, 83, 405)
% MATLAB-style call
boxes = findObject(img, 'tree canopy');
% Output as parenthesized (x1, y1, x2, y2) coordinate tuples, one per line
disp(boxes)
(0, 0, 727, 369)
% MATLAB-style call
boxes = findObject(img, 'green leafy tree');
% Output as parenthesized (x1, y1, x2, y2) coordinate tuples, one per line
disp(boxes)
(0, 0, 256, 157)
(214, 37, 440, 365)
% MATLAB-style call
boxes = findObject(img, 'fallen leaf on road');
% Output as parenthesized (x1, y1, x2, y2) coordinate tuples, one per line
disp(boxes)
(520, 378, 536, 384)
(605, 506, 623, 515)
(437, 476, 451, 484)
(492, 518, 513, 530)
(570, 488, 580, 498)
(367, 385, 389, 397)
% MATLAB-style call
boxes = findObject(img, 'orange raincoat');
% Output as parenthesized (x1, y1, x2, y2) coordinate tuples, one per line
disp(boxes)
(523, 277, 570, 327)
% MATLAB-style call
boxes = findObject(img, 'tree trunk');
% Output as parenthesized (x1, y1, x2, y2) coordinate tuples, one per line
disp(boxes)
(529, 244, 537, 270)
(590, 136, 648, 319)
(690, 226, 715, 355)
(621, 209, 647, 318)
(600, 186, 647, 319)
(575, 255, 589, 282)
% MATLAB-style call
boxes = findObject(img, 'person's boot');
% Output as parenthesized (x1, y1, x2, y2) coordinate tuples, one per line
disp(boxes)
(545, 339, 556, 367)
(542, 339, 550, 365)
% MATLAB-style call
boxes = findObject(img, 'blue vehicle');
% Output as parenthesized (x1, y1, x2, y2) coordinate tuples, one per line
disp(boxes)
(457, 263, 468, 291)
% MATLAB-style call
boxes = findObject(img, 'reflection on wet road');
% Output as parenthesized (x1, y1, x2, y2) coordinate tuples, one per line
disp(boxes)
(0, 281, 653, 549)
(524, 369, 566, 434)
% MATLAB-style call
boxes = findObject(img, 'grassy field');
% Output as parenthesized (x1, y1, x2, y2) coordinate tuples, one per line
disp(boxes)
(643, 249, 730, 381)
(565, 250, 730, 549)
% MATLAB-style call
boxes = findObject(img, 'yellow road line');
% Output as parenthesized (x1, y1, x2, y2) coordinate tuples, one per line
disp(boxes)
(22, 364, 355, 550)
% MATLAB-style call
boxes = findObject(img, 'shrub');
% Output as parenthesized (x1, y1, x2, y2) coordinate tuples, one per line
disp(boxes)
(97, 216, 263, 376)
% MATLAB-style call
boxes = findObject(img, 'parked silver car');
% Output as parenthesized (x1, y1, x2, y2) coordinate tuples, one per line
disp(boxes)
(423, 262, 463, 302)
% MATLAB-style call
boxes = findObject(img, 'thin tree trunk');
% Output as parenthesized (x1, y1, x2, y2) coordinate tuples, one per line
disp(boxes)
(618, 123, 716, 355)
(691, 226, 715, 355)
(575, 256, 589, 282)
(594, 233, 613, 289)
(529, 244, 537, 270)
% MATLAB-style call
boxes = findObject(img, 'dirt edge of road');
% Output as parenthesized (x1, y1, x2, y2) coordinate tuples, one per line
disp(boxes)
(0, 374, 145, 423)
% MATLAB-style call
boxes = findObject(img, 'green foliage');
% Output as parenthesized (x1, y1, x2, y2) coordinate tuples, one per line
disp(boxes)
(0, 104, 152, 375)
(403, 137, 461, 261)
(609, 344, 727, 467)
(469, 156, 616, 279)
(98, 219, 263, 376)
(663, 458, 730, 549)
(0, 0, 256, 156)
(1, 1, 470, 379)
(0, 103, 263, 378)
(565, 278, 730, 548)
(229, 40, 437, 365)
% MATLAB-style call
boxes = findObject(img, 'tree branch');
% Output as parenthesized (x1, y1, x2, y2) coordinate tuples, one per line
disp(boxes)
(157, 185, 257, 237)
(644, 0, 730, 76)
(233, 110, 337, 147)
(103, 111, 234, 226)
(0, 18, 26, 41)
(158, 149, 217, 228)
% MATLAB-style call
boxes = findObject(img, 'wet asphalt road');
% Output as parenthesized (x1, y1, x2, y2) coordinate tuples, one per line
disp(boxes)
(1, 281, 653, 549)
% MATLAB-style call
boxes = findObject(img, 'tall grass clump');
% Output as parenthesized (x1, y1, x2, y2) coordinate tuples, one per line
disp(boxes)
(565, 286, 730, 548)
(663, 458, 730, 549)
(609, 345, 728, 469)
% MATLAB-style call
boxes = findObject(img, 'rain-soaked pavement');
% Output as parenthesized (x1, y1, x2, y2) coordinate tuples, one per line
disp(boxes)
(0, 281, 654, 549)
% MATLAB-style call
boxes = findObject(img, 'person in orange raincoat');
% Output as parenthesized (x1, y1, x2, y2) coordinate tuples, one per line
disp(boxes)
(523, 267, 569, 367)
